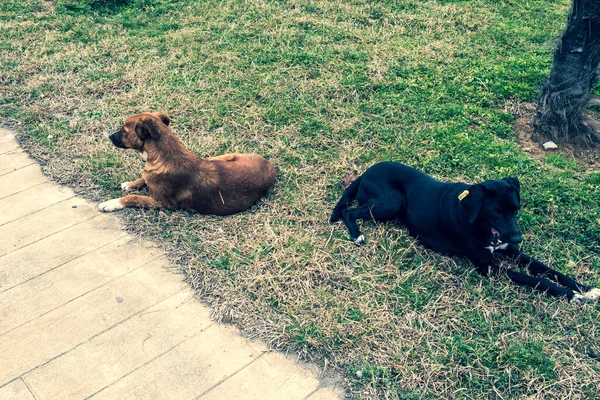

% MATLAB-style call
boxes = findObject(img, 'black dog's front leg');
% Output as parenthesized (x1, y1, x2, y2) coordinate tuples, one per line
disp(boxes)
(509, 246, 590, 292)
(468, 251, 579, 302)
(502, 245, 598, 300)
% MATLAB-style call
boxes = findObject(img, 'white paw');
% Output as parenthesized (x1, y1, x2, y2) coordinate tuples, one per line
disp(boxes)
(98, 198, 124, 212)
(570, 293, 586, 305)
(121, 182, 135, 192)
(583, 288, 600, 301)
(352, 235, 365, 246)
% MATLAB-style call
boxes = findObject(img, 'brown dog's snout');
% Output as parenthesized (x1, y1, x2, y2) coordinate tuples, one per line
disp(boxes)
(109, 130, 127, 149)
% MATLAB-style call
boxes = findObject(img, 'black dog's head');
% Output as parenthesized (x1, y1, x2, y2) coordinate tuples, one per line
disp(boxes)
(460, 177, 522, 247)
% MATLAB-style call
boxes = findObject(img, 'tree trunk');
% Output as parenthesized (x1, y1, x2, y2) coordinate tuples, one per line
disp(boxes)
(533, 0, 600, 147)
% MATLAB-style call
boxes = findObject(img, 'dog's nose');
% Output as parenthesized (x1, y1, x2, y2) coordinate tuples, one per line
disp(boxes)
(109, 132, 126, 148)
(508, 233, 522, 244)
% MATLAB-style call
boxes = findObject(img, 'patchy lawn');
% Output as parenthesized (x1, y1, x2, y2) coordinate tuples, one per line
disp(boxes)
(2, 0, 600, 398)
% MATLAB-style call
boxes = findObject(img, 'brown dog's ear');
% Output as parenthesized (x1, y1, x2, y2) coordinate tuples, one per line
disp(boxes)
(135, 115, 168, 140)
(153, 112, 170, 127)
(460, 184, 485, 224)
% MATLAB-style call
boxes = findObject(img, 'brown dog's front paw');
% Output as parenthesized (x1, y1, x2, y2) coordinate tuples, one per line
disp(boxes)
(121, 182, 136, 192)
(99, 199, 124, 212)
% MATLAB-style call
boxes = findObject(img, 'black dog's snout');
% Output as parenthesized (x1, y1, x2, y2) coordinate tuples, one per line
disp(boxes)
(508, 233, 522, 244)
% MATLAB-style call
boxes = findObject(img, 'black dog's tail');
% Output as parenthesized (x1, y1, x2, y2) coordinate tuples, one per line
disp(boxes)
(330, 176, 362, 223)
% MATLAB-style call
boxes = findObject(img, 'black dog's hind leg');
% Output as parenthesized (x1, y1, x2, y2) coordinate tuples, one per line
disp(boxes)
(341, 201, 402, 245)
(330, 176, 362, 223)
(473, 262, 581, 302)
(341, 205, 371, 245)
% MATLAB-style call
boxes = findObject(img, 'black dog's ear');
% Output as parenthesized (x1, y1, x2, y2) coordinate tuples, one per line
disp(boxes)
(135, 115, 168, 140)
(503, 177, 520, 192)
(460, 184, 485, 224)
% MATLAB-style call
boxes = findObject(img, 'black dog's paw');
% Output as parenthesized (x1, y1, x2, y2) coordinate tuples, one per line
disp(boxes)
(352, 234, 365, 246)
(583, 288, 600, 301)
(570, 292, 587, 305)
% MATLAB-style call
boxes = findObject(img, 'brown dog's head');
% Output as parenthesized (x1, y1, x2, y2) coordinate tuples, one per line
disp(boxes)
(109, 112, 171, 151)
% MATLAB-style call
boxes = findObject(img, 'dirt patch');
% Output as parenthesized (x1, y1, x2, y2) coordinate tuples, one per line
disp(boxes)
(510, 101, 600, 168)
(342, 171, 358, 188)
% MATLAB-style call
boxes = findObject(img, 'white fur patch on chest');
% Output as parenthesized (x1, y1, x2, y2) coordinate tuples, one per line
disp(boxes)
(484, 243, 509, 253)
(139, 151, 148, 161)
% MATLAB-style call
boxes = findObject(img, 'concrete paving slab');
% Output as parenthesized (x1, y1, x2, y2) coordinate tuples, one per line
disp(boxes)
(89, 324, 268, 400)
(24, 291, 214, 400)
(307, 386, 347, 400)
(0, 214, 124, 292)
(0, 236, 162, 335)
(0, 182, 74, 226)
(200, 351, 320, 400)
(0, 142, 19, 155)
(0, 164, 46, 199)
(0, 129, 20, 154)
(0, 378, 35, 400)
(0, 196, 97, 257)
(0, 149, 34, 176)
(0, 259, 181, 385)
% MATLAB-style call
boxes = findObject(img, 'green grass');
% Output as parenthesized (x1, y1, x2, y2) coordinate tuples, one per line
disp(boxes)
(2, 0, 600, 398)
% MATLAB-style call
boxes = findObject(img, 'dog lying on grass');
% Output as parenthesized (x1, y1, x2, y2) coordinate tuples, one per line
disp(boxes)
(99, 112, 275, 215)
(330, 161, 600, 303)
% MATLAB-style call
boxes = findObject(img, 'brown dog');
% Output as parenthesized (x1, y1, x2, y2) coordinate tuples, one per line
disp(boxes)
(98, 112, 275, 215)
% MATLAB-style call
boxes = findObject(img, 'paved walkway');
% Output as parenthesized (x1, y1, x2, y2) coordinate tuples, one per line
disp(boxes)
(0, 129, 344, 400)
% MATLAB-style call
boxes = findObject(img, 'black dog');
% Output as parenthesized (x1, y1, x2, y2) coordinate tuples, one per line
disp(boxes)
(330, 161, 599, 303)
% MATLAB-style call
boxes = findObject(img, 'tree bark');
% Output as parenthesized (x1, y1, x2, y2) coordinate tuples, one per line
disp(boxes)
(533, 0, 600, 147)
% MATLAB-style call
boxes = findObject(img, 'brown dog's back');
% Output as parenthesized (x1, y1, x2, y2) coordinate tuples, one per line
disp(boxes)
(195, 154, 275, 215)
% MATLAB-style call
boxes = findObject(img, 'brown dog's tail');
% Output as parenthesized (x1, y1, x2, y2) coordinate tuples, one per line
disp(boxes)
(330, 175, 362, 223)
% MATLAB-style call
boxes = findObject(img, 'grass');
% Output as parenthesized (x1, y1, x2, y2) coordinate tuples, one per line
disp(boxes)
(2, 0, 600, 398)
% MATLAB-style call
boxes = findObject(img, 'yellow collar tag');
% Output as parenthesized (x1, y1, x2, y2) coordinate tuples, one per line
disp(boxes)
(458, 190, 469, 201)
